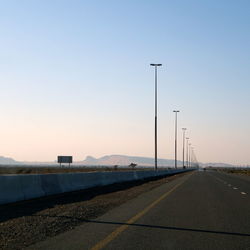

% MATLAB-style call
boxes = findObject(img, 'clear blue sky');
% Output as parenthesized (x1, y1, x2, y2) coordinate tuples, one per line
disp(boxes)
(0, 0, 249, 164)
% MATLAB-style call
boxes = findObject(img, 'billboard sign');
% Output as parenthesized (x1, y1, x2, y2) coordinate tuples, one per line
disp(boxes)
(58, 156, 73, 165)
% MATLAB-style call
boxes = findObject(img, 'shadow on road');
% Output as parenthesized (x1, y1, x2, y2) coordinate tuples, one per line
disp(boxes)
(28, 214, 250, 238)
(85, 219, 250, 237)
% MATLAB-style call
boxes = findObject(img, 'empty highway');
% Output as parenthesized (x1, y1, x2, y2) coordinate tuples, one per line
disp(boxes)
(30, 170, 250, 250)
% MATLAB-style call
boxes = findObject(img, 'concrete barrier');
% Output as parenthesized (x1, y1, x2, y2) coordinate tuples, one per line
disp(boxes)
(40, 174, 62, 196)
(74, 172, 103, 190)
(20, 174, 45, 200)
(0, 175, 24, 204)
(0, 168, 195, 205)
(57, 173, 74, 193)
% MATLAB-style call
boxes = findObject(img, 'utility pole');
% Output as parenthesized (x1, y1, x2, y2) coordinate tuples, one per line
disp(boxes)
(189, 143, 192, 168)
(150, 64, 162, 170)
(173, 110, 180, 168)
(182, 128, 187, 168)
(186, 137, 189, 167)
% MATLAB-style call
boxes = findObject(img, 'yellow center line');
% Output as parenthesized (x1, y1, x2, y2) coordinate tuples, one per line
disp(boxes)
(91, 172, 194, 250)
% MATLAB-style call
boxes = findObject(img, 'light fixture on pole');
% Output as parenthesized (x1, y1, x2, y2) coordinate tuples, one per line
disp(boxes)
(182, 128, 187, 168)
(173, 110, 180, 168)
(150, 63, 162, 170)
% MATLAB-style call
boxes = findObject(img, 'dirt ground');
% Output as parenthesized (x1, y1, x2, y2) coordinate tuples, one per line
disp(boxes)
(0, 172, 188, 250)
(217, 168, 250, 176)
(0, 166, 168, 175)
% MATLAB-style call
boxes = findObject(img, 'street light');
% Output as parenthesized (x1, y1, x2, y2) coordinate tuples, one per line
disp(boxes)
(173, 110, 180, 168)
(150, 64, 162, 170)
(189, 143, 192, 168)
(191, 147, 194, 168)
(182, 128, 187, 168)
(186, 137, 189, 167)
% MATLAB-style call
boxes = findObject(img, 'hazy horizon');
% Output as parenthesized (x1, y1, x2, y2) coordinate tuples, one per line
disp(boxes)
(1, 1, 250, 165)
(0, 153, 246, 167)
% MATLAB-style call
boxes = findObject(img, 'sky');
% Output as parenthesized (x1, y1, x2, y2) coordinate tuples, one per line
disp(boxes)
(0, 0, 249, 165)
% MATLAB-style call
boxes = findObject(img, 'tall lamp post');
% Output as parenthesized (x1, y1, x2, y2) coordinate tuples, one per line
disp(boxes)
(150, 63, 162, 170)
(186, 137, 189, 168)
(189, 143, 192, 168)
(173, 110, 180, 168)
(191, 147, 194, 168)
(182, 128, 187, 168)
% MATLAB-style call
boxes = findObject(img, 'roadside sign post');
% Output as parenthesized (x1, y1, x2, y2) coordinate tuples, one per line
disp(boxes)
(57, 156, 73, 167)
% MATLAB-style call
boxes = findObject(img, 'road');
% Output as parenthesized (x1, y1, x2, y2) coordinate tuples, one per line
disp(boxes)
(29, 170, 250, 250)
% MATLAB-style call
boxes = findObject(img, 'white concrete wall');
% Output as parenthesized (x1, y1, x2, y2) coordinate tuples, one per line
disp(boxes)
(0, 169, 194, 205)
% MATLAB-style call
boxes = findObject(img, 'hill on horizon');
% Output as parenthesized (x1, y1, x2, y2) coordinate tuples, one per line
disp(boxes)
(80, 155, 236, 168)
(81, 155, 182, 167)
(0, 156, 19, 165)
(0, 154, 236, 168)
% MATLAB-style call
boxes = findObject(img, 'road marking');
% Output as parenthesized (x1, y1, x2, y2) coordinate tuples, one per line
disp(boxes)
(90, 172, 193, 250)
(209, 173, 247, 197)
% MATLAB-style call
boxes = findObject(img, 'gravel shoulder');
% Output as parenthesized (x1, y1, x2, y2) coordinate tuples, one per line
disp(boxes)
(0, 172, 189, 250)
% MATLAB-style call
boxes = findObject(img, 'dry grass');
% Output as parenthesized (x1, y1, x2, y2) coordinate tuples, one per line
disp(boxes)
(225, 169, 250, 176)
(0, 166, 168, 175)
(214, 168, 250, 176)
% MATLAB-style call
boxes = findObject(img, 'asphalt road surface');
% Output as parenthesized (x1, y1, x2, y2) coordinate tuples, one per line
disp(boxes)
(29, 170, 250, 250)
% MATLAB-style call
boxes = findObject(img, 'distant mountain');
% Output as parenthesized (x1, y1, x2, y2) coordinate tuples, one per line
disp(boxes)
(0, 156, 19, 164)
(201, 162, 234, 168)
(0, 154, 236, 168)
(82, 155, 178, 167)
(81, 155, 238, 168)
